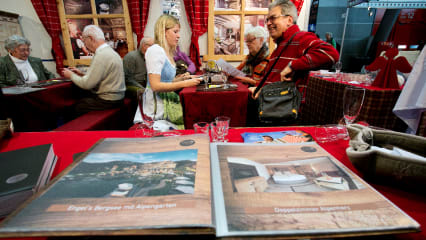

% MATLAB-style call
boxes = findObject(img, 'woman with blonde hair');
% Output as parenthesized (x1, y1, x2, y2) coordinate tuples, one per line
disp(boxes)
(135, 14, 201, 129)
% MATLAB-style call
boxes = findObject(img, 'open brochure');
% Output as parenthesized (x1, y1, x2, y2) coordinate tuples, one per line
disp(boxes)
(216, 58, 246, 77)
(241, 130, 314, 143)
(0, 135, 419, 238)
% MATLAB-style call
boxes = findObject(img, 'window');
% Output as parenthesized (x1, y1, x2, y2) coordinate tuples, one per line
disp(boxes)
(205, 0, 272, 62)
(57, 0, 134, 66)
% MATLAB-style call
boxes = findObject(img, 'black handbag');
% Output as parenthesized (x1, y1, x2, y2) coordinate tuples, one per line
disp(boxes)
(257, 81, 301, 123)
(254, 32, 300, 124)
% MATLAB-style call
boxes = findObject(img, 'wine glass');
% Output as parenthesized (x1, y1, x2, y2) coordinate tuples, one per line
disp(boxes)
(221, 72, 228, 89)
(136, 89, 155, 137)
(201, 62, 209, 90)
(343, 86, 365, 125)
(334, 61, 343, 81)
(335, 61, 342, 74)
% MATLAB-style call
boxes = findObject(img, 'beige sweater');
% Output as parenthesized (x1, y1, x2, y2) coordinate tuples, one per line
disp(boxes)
(71, 44, 125, 101)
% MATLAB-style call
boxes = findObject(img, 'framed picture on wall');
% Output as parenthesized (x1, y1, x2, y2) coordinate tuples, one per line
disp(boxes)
(63, 0, 92, 15)
(67, 18, 93, 59)
(95, 0, 124, 14)
(206, 0, 272, 62)
(57, 0, 134, 67)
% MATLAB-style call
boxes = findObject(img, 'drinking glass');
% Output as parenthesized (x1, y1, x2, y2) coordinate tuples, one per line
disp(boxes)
(221, 72, 228, 89)
(210, 122, 219, 142)
(334, 61, 343, 81)
(343, 86, 365, 125)
(215, 116, 230, 142)
(193, 122, 209, 134)
(335, 61, 342, 74)
(136, 89, 155, 137)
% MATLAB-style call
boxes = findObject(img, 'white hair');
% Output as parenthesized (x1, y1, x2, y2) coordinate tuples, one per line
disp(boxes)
(139, 36, 154, 50)
(269, 0, 298, 24)
(244, 26, 268, 43)
(82, 25, 105, 41)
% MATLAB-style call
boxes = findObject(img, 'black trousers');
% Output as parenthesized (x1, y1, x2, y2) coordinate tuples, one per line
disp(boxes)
(74, 94, 124, 118)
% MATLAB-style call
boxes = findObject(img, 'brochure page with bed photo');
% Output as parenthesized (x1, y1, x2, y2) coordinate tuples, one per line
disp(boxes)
(210, 142, 419, 238)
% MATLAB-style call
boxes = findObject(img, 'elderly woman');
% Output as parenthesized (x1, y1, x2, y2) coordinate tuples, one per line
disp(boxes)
(235, 26, 270, 86)
(134, 15, 201, 129)
(0, 35, 55, 87)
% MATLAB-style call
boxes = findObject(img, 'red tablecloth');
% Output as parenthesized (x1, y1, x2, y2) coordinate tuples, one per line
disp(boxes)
(179, 81, 249, 129)
(3, 81, 82, 132)
(0, 128, 424, 239)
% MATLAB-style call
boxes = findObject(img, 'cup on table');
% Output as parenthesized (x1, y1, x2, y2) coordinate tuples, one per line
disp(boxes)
(315, 126, 329, 143)
(193, 122, 210, 134)
(315, 124, 349, 143)
(215, 116, 230, 142)
(210, 122, 219, 142)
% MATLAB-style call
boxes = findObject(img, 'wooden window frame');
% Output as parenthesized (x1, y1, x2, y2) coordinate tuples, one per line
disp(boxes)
(57, 0, 134, 67)
(204, 0, 274, 62)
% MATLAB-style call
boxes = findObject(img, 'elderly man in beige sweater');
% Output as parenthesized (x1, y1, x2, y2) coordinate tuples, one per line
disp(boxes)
(62, 25, 125, 117)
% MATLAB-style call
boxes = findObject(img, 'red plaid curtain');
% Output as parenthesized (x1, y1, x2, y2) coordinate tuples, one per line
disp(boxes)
(128, 0, 151, 47)
(292, 0, 304, 14)
(31, 0, 65, 74)
(183, 0, 208, 71)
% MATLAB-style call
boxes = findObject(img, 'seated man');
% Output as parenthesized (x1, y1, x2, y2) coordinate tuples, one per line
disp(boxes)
(62, 25, 126, 117)
(0, 35, 55, 87)
(123, 37, 154, 98)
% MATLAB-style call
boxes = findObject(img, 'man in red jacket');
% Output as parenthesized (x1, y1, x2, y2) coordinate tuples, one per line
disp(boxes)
(249, 0, 339, 98)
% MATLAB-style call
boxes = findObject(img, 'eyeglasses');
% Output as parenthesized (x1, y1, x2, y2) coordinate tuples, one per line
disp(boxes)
(245, 38, 257, 44)
(266, 14, 289, 23)
(16, 47, 32, 53)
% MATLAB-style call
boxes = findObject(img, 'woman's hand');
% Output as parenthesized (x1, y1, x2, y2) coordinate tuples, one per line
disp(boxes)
(174, 72, 191, 82)
(182, 77, 202, 87)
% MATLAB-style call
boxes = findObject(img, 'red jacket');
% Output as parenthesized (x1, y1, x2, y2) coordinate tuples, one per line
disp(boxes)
(264, 25, 339, 83)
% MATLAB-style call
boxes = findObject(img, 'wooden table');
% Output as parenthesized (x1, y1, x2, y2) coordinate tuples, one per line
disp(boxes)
(179, 81, 249, 129)
(301, 75, 407, 132)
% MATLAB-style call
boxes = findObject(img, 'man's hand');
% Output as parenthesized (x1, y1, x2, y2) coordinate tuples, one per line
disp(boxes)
(68, 67, 84, 76)
(280, 64, 293, 81)
(248, 87, 261, 99)
(61, 68, 74, 79)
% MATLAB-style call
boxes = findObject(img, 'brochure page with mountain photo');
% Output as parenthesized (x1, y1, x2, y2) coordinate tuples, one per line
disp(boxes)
(0, 135, 213, 237)
(210, 142, 420, 238)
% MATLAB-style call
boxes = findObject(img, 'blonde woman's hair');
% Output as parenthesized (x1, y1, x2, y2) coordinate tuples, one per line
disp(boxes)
(154, 14, 180, 56)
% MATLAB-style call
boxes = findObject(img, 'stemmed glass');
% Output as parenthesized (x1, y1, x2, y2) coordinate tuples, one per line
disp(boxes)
(343, 86, 365, 125)
(201, 62, 209, 90)
(335, 61, 342, 74)
(221, 72, 228, 89)
(335, 61, 343, 81)
(136, 89, 155, 137)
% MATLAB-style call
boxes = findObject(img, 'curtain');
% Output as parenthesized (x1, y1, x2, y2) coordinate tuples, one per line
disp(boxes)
(183, 0, 209, 71)
(31, 0, 65, 74)
(128, 0, 151, 47)
(292, 0, 304, 14)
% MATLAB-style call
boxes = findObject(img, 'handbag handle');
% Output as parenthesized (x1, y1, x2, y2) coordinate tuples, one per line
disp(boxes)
(253, 31, 299, 96)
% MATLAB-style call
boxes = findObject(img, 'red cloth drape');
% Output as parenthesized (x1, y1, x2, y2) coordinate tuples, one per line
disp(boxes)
(31, 0, 65, 74)
(183, 0, 209, 71)
(128, 0, 151, 48)
(292, 0, 304, 14)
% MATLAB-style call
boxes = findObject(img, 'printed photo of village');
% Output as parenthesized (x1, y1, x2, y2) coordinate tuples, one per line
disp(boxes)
(227, 156, 365, 193)
(43, 149, 198, 199)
